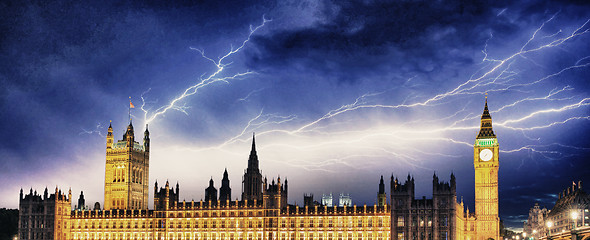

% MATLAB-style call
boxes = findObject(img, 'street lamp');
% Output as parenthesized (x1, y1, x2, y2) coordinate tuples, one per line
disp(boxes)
(572, 210, 578, 230)
(546, 221, 552, 236)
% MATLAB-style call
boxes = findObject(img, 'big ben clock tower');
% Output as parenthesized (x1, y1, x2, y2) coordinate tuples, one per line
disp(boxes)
(474, 96, 500, 240)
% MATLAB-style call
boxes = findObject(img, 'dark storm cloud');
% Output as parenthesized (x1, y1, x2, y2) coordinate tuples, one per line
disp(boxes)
(0, 0, 273, 158)
(1, 0, 589, 231)
(248, 0, 590, 85)
(247, 0, 506, 83)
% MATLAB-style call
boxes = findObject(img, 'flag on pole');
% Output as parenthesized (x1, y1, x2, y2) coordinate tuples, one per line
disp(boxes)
(128, 96, 134, 123)
(129, 96, 135, 108)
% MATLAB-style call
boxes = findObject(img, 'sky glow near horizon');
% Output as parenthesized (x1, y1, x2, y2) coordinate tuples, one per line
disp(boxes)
(1, 0, 589, 229)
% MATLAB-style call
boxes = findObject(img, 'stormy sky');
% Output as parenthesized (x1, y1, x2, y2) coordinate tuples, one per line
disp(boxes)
(1, 0, 589, 230)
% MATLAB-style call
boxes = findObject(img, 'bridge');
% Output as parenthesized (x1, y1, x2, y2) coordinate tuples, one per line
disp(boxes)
(538, 226, 590, 240)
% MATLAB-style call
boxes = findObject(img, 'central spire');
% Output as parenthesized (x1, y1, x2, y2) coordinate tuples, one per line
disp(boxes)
(251, 132, 257, 153)
(242, 132, 263, 202)
(248, 133, 259, 170)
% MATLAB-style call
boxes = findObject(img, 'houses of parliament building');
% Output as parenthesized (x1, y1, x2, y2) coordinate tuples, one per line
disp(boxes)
(18, 99, 500, 240)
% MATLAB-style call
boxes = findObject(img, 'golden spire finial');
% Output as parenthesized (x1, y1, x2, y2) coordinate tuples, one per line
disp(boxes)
(485, 92, 488, 99)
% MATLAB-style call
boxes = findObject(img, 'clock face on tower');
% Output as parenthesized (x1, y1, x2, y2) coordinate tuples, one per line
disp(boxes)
(479, 148, 493, 161)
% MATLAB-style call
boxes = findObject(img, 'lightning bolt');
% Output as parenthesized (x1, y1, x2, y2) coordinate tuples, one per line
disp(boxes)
(237, 88, 265, 102)
(140, 16, 271, 124)
(137, 13, 590, 176)
(218, 109, 297, 148)
(79, 122, 104, 137)
(210, 14, 590, 171)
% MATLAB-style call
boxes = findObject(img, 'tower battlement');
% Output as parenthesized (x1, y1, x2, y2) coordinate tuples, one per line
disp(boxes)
(433, 172, 456, 194)
(18, 187, 71, 239)
(263, 176, 288, 209)
(391, 174, 415, 196)
(104, 121, 150, 210)
(390, 173, 458, 240)
(18, 100, 501, 240)
(154, 180, 179, 211)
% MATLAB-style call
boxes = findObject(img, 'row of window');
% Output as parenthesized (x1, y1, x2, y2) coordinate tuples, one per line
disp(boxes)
(169, 210, 263, 218)
(396, 216, 448, 227)
(68, 217, 389, 230)
(70, 231, 389, 240)
(111, 166, 145, 184)
(396, 231, 448, 240)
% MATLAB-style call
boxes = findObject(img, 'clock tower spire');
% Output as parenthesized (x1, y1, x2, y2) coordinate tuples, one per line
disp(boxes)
(477, 96, 496, 139)
(473, 96, 500, 240)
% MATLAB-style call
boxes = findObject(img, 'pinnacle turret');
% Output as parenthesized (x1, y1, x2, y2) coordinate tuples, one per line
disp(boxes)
(378, 175, 385, 194)
(106, 120, 114, 149)
(123, 120, 134, 140)
(220, 168, 232, 202)
(205, 177, 218, 203)
(144, 124, 150, 139)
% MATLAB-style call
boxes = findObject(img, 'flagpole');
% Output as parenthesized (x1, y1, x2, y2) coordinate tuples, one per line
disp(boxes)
(129, 96, 131, 123)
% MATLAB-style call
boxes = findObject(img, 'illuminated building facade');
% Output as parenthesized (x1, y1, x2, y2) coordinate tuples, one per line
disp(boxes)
(18, 187, 72, 240)
(18, 99, 501, 240)
(390, 173, 457, 240)
(338, 194, 353, 207)
(523, 203, 548, 239)
(546, 181, 589, 236)
(472, 97, 500, 240)
(390, 98, 501, 240)
(63, 202, 390, 240)
(104, 121, 150, 210)
(322, 194, 333, 207)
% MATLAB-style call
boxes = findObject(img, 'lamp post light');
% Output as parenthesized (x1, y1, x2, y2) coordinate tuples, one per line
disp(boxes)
(546, 221, 552, 237)
(572, 210, 578, 230)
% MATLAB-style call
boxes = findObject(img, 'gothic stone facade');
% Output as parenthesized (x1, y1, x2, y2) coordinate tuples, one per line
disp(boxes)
(18, 99, 500, 240)
(390, 173, 457, 240)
